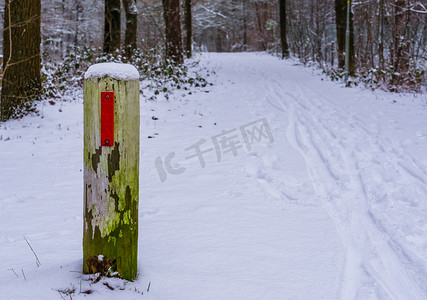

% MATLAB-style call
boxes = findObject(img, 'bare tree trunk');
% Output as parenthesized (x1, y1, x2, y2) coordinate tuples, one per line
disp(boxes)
(365, 5, 374, 69)
(104, 0, 121, 53)
(378, 0, 384, 69)
(243, 0, 247, 49)
(74, 2, 83, 46)
(123, 0, 138, 55)
(331, 42, 335, 67)
(278, 0, 289, 58)
(254, 2, 267, 50)
(393, 0, 408, 75)
(162, 0, 183, 63)
(335, 0, 355, 75)
(314, 0, 322, 65)
(348, 2, 355, 76)
(184, 0, 192, 58)
(1, 0, 41, 121)
(335, 0, 346, 68)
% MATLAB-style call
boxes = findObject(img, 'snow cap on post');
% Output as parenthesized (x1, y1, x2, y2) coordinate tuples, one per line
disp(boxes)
(84, 62, 140, 81)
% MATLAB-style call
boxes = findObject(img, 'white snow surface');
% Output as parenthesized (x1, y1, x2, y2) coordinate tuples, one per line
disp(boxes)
(84, 62, 139, 80)
(1, 52, 427, 299)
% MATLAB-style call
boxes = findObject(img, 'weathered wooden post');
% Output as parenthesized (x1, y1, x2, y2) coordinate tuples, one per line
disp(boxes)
(83, 63, 140, 280)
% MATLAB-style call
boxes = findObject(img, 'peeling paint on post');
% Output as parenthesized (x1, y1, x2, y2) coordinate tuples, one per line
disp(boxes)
(83, 63, 140, 281)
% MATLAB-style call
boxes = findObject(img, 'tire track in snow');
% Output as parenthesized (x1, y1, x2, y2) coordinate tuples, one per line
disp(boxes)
(294, 81, 427, 190)
(265, 79, 427, 299)
(290, 84, 427, 298)
(266, 84, 368, 299)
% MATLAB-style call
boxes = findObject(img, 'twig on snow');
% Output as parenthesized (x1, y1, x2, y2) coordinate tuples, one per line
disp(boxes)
(58, 291, 66, 300)
(23, 236, 41, 267)
(7, 268, 19, 278)
(103, 282, 115, 290)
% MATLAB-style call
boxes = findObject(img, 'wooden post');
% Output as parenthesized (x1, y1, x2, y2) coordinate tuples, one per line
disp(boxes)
(83, 63, 140, 281)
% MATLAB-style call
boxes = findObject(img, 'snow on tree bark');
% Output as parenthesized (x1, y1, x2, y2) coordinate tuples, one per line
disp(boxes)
(123, 0, 138, 55)
(392, 0, 409, 84)
(184, 0, 192, 58)
(162, 0, 184, 63)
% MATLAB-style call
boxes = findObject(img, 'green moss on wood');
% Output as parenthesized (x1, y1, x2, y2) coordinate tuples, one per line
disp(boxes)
(83, 72, 140, 281)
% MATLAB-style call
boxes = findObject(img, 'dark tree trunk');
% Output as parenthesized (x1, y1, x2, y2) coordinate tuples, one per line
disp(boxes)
(278, 0, 289, 58)
(335, 0, 355, 75)
(243, 0, 247, 49)
(393, 0, 408, 75)
(162, 0, 183, 63)
(104, 0, 121, 53)
(378, 0, 384, 69)
(1, 0, 41, 121)
(348, 3, 356, 76)
(123, 0, 138, 56)
(335, 0, 345, 67)
(184, 0, 192, 58)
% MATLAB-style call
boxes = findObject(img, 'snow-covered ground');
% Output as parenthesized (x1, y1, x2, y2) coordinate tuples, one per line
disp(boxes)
(1, 52, 427, 299)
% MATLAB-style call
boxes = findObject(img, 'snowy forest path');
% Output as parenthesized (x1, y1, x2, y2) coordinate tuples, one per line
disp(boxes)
(239, 55, 427, 299)
(1, 52, 427, 300)
(266, 79, 426, 299)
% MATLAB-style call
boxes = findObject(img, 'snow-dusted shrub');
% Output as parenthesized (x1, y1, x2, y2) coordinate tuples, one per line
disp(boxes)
(41, 46, 211, 101)
(324, 62, 425, 93)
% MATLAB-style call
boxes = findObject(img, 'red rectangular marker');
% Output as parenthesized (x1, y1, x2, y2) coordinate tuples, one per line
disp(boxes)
(101, 91, 114, 146)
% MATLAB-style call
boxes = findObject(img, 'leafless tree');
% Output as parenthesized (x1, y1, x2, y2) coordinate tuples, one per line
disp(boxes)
(1, 0, 41, 121)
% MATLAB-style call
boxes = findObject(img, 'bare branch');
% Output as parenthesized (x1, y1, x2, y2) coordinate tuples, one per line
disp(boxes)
(24, 236, 41, 267)
(1, 0, 14, 84)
